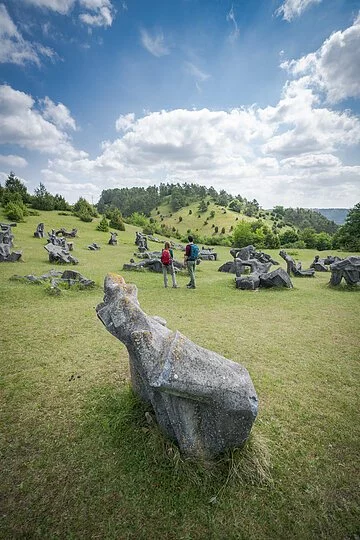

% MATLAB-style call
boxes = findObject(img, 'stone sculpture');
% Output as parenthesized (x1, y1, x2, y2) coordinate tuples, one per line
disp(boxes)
(135, 232, 148, 251)
(0, 223, 21, 261)
(55, 227, 78, 238)
(235, 267, 292, 290)
(88, 242, 101, 250)
(329, 257, 360, 286)
(44, 243, 78, 264)
(279, 250, 315, 277)
(310, 255, 328, 272)
(0, 243, 22, 262)
(218, 261, 236, 273)
(123, 258, 184, 273)
(34, 223, 45, 238)
(96, 274, 258, 459)
(11, 269, 94, 290)
(108, 232, 118, 245)
(230, 245, 255, 260)
(0, 223, 15, 246)
(199, 248, 218, 261)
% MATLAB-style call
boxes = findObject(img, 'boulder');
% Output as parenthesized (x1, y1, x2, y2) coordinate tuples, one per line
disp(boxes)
(96, 274, 258, 460)
(259, 268, 293, 288)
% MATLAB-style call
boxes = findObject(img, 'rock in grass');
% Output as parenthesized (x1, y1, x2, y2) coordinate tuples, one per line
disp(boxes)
(96, 273, 258, 460)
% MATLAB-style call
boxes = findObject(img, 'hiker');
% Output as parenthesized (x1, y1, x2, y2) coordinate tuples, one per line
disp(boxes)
(184, 235, 199, 289)
(161, 241, 178, 288)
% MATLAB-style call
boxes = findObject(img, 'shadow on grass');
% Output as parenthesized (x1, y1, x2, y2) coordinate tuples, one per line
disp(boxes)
(81, 384, 272, 503)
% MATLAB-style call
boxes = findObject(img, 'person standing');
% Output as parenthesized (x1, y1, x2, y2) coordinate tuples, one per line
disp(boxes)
(184, 235, 199, 289)
(161, 242, 178, 288)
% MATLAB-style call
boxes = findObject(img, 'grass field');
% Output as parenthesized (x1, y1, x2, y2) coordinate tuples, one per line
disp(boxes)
(1, 210, 359, 539)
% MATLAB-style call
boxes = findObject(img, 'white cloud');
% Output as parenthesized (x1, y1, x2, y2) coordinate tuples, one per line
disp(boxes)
(0, 4, 56, 66)
(140, 28, 170, 57)
(40, 96, 77, 131)
(43, 97, 360, 206)
(22, 0, 116, 27)
(226, 6, 240, 42)
(0, 84, 85, 158)
(115, 113, 135, 132)
(275, 0, 322, 22)
(79, 0, 115, 27)
(281, 14, 360, 103)
(22, 0, 75, 15)
(0, 154, 28, 168)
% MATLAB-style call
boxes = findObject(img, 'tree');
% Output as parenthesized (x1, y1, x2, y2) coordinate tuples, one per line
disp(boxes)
(300, 228, 317, 249)
(32, 183, 55, 210)
(108, 208, 125, 231)
(232, 221, 255, 247)
(97, 216, 109, 232)
(332, 202, 360, 251)
(5, 172, 31, 203)
(4, 201, 24, 222)
(314, 232, 332, 251)
(198, 199, 207, 213)
(279, 229, 299, 246)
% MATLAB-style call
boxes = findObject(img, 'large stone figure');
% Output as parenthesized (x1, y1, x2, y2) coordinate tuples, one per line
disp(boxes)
(279, 250, 315, 277)
(329, 257, 360, 286)
(96, 274, 258, 460)
(34, 223, 45, 238)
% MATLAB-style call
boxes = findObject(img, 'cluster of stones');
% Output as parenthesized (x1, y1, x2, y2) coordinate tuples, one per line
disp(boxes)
(44, 243, 78, 264)
(279, 250, 315, 277)
(218, 245, 291, 290)
(310, 254, 342, 272)
(123, 256, 185, 273)
(0, 223, 22, 262)
(199, 247, 218, 261)
(96, 273, 258, 459)
(329, 256, 360, 286)
(11, 269, 94, 293)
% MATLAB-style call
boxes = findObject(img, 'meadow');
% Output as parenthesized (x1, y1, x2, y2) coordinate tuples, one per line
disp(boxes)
(1, 210, 359, 539)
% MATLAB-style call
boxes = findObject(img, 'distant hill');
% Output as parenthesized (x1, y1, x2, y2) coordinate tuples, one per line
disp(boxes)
(314, 208, 349, 225)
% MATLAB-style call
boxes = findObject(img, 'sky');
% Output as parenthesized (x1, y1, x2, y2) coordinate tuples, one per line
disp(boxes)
(0, 0, 359, 208)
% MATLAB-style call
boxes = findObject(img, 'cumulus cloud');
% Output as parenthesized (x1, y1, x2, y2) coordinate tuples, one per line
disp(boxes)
(275, 0, 322, 22)
(0, 4, 56, 66)
(43, 95, 360, 206)
(0, 84, 85, 158)
(40, 96, 77, 131)
(281, 13, 360, 103)
(115, 113, 135, 132)
(140, 28, 170, 57)
(0, 154, 28, 168)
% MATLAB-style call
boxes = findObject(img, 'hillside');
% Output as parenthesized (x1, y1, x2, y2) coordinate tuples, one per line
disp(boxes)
(150, 197, 275, 242)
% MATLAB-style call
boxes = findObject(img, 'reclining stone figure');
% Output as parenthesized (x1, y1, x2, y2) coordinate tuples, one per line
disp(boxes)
(329, 257, 360, 286)
(310, 255, 328, 272)
(279, 250, 315, 277)
(0, 242, 22, 262)
(0, 223, 15, 247)
(96, 274, 258, 459)
(44, 243, 78, 264)
(55, 227, 78, 238)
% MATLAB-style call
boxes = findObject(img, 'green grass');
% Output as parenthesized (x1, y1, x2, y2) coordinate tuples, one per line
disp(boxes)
(1, 210, 359, 539)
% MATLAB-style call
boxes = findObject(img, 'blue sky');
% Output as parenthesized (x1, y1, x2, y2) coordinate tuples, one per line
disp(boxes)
(0, 0, 359, 208)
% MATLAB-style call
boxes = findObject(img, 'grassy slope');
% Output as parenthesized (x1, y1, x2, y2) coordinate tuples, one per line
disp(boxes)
(1, 210, 359, 539)
(150, 197, 269, 238)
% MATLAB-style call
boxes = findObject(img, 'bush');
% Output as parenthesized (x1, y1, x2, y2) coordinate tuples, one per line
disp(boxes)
(5, 202, 24, 222)
(108, 209, 125, 231)
(97, 216, 109, 232)
(79, 210, 93, 222)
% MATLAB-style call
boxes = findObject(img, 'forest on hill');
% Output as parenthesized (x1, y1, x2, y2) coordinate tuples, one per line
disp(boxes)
(1, 173, 359, 251)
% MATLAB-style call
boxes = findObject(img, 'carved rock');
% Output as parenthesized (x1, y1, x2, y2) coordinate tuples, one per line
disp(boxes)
(329, 256, 360, 286)
(96, 274, 258, 459)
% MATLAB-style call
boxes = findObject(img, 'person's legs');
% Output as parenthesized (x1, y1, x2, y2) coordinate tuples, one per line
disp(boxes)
(187, 260, 196, 288)
(170, 263, 177, 287)
(162, 264, 168, 287)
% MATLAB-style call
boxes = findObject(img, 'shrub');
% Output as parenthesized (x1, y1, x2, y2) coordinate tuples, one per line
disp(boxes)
(188, 209, 192, 215)
(108, 209, 125, 231)
(4, 202, 24, 222)
(97, 216, 109, 232)
(178, 216, 183, 222)
(214, 226, 219, 233)
(221, 227, 225, 234)
(79, 210, 93, 222)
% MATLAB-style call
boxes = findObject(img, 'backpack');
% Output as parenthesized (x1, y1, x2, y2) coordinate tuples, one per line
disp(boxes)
(161, 249, 171, 265)
(189, 244, 199, 260)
